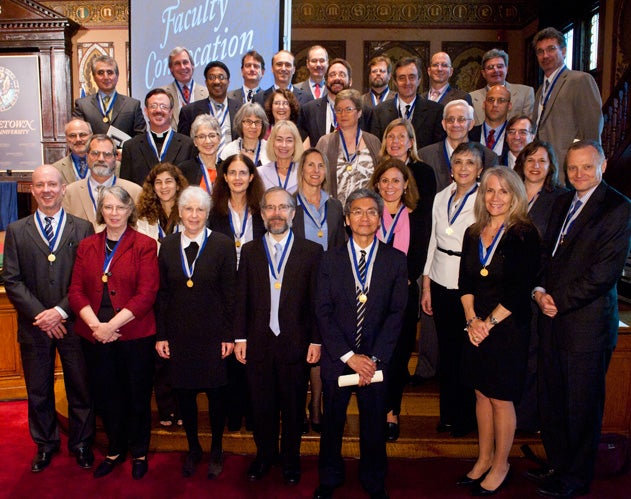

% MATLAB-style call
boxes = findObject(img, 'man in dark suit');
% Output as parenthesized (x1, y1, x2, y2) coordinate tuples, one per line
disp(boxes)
(313, 189, 408, 499)
(294, 45, 328, 99)
(468, 84, 511, 159)
(361, 56, 394, 108)
(2, 165, 95, 473)
(531, 141, 631, 498)
(73, 55, 145, 146)
(422, 52, 472, 106)
(370, 57, 445, 149)
(120, 88, 195, 185)
(227, 50, 265, 104)
(177, 61, 241, 150)
(253, 50, 313, 107)
(234, 187, 323, 486)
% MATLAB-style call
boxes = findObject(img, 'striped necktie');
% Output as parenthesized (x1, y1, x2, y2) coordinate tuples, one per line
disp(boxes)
(355, 250, 367, 350)
(44, 217, 54, 244)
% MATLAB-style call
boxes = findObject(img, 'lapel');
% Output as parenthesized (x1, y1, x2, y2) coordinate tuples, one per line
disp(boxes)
(279, 238, 299, 306)
(253, 239, 271, 308)
(109, 93, 124, 123)
(24, 215, 52, 258)
(108, 228, 135, 270)
(77, 180, 96, 222)
(338, 244, 358, 310)
(55, 214, 75, 252)
(539, 71, 569, 127)
(139, 134, 159, 164)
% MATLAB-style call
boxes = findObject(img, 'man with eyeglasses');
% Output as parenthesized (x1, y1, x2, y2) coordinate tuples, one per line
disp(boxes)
(234, 187, 323, 486)
(502, 115, 534, 168)
(419, 99, 498, 190)
(73, 55, 145, 144)
(227, 50, 266, 104)
(294, 45, 329, 99)
(469, 48, 535, 126)
(52, 119, 94, 185)
(254, 50, 313, 107)
(299, 58, 372, 147)
(371, 57, 445, 150)
(178, 61, 241, 150)
(422, 52, 472, 106)
(532, 27, 603, 184)
(120, 88, 194, 186)
(361, 56, 394, 108)
(469, 85, 512, 158)
(314, 188, 407, 499)
(63, 135, 141, 231)
(162, 47, 209, 129)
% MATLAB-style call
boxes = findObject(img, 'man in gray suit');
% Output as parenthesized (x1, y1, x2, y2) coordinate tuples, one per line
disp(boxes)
(227, 50, 266, 104)
(52, 119, 93, 185)
(3, 165, 95, 473)
(469, 49, 535, 126)
(162, 47, 209, 129)
(422, 52, 472, 106)
(533, 27, 603, 183)
(73, 55, 145, 146)
(294, 45, 328, 99)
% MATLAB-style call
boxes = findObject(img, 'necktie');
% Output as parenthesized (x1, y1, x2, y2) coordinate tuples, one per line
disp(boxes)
(247, 89, 253, 102)
(314, 83, 321, 99)
(102, 95, 110, 107)
(44, 217, 54, 245)
(355, 250, 367, 350)
(560, 200, 583, 242)
(430, 90, 440, 101)
(270, 243, 283, 336)
(78, 158, 88, 178)
(182, 84, 190, 103)
(185, 241, 199, 267)
(405, 104, 411, 119)
(544, 79, 550, 94)
(486, 129, 496, 149)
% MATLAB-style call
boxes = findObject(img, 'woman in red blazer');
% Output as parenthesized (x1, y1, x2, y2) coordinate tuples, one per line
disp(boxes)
(69, 185, 159, 481)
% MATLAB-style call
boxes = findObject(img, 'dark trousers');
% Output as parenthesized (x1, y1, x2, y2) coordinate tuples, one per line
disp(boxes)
(154, 354, 179, 420)
(20, 332, 94, 453)
(82, 335, 155, 458)
(538, 327, 612, 488)
(431, 280, 476, 429)
(246, 339, 309, 471)
(386, 282, 419, 415)
(319, 374, 388, 495)
(226, 356, 251, 427)
(177, 386, 226, 456)
(515, 303, 541, 431)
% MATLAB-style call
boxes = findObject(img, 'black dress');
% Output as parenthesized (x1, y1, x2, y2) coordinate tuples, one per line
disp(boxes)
(458, 222, 541, 401)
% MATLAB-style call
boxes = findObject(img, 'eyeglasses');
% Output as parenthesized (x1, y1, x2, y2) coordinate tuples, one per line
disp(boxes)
(206, 74, 227, 81)
(535, 46, 561, 56)
(195, 133, 220, 141)
(430, 63, 451, 69)
(226, 170, 251, 178)
(483, 63, 506, 71)
(102, 204, 129, 213)
(444, 116, 470, 124)
(95, 69, 116, 77)
(507, 129, 532, 137)
(370, 68, 388, 74)
(67, 132, 90, 139)
(335, 107, 357, 115)
(309, 58, 327, 65)
(147, 103, 171, 111)
(485, 97, 509, 104)
(349, 208, 379, 218)
(243, 119, 263, 127)
(262, 204, 292, 213)
(327, 71, 348, 79)
(272, 100, 289, 107)
(386, 133, 409, 142)
(88, 150, 115, 159)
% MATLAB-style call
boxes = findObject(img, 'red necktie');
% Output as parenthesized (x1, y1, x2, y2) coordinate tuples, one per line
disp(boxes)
(486, 129, 496, 149)
(314, 83, 321, 99)
(182, 85, 190, 103)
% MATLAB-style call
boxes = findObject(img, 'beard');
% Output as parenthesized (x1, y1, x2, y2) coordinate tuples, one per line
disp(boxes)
(265, 216, 293, 235)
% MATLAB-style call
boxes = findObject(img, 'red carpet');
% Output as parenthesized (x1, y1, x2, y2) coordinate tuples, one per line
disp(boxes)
(0, 400, 628, 498)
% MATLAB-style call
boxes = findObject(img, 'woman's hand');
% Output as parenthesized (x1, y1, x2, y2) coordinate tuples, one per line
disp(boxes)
(467, 318, 490, 347)
(421, 287, 433, 315)
(92, 322, 121, 343)
(156, 340, 170, 359)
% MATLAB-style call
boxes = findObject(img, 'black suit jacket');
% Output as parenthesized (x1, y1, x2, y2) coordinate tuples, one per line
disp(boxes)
(73, 93, 146, 138)
(234, 235, 323, 364)
(528, 187, 568, 238)
(119, 131, 195, 185)
(207, 209, 266, 240)
(292, 197, 346, 250)
(469, 125, 509, 162)
(2, 214, 94, 344)
(253, 85, 313, 108)
(177, 97, 241, 138)
(539, 182, 631, 352)
(316, 241, 408, 380)
(421, 86, 472, 106)
(370, 95, 445, 149)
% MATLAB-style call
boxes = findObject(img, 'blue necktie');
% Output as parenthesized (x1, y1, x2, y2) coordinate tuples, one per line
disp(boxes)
(355, 250, 367, 350)
(269, 243, 282, 336)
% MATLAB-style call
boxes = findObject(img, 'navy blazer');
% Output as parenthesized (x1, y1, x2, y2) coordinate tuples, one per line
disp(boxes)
(469, 125, 509, 161)
(292, 197, 346, 250)
(253, 85, 313, 108)
(177, 97, 241, 138)
(316, 241, 408, 380)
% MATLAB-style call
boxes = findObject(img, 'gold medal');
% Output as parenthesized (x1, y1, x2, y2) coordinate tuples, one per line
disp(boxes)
(186, 279, 194, 288)
(317, 230, 323, 238)
(48, 254, 56, 262)
(101, 274, 108, 283)
(102, 116, 109, 123)
(445, 227, 454, 235)
(359, 293, 367, 303)
(346, 164, 353, 172)
(274, 281, 281, 289)
(480, 268, 489, 277)
(235, 240, 241, 248)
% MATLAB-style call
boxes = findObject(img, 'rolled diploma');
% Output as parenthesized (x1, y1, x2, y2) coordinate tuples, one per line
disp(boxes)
(337, 370, 383, 387)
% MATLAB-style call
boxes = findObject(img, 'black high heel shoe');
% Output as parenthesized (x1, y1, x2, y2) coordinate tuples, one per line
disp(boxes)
(470, 466, 511, 496)
(455, 467, 490, 486)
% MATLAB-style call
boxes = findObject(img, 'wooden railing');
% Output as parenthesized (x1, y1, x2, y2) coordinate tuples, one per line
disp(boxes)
(602, 67, 631, 162)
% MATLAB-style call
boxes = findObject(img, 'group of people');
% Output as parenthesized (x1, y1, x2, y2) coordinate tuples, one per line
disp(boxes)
(3, 25, 630, 499)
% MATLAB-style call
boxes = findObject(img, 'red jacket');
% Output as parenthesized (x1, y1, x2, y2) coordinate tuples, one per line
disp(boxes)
(69, 228, 159, 342)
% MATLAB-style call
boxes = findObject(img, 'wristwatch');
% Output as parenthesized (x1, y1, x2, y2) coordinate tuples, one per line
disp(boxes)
(489, 315, 499, 326)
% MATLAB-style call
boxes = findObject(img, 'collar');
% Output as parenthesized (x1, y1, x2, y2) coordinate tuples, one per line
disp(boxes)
(574, 182, 600, 203)
(98, 90, 116, 99)
(311, 79, 324, 88)
(210, 97, 228, 107)
(36, 208, 63, 223)
(70, 152, 87, 162)
(181, 228, 208, 248)
(265, 231, 290, 250)
(545, 65, 565, 83)
(88, 175, 115, 190)
(352, 237, 375, 253)
(430, 83, 449, 95)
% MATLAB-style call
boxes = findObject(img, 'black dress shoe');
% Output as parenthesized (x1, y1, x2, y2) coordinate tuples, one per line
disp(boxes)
(302, 417, 310, 435)
(386, 422, 400, 442)
(436, 422, 453, 433)
(247, 460, 271, 481)
(94, 455, 125, 478)
(450, 425, 475, 438)
(31, 448, 59, 473)
(207, 451, 223, 479)
(182, 450, 202, 477)
(313, 484, 335, 499)
(283, 469, 301, 485)
(536, 478, 589, 498)
(455, 467, 490, 486)
(525, 466, 558, 485)
(74, 446, 95, 469)
(132, 458, 148, 480)
(310, 420, 322, 434)
(471, 468, 511, 496)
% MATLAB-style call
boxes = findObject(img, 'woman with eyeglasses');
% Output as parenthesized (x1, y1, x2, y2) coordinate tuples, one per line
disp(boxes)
(368, 157, 429, 442)
(257, 120, 303, 194)
(220, 103, 270, 167)
(178, 114, 222, 193)
(316, 89, 381, 205)
(264, 89, 300, 138)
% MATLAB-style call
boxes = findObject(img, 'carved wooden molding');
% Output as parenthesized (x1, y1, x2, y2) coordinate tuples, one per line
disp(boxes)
(40, 0, 128, 27)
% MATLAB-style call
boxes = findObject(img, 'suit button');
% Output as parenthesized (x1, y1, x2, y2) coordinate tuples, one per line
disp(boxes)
(110, 290, 116, 295)
(115, 308, 121, 312)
